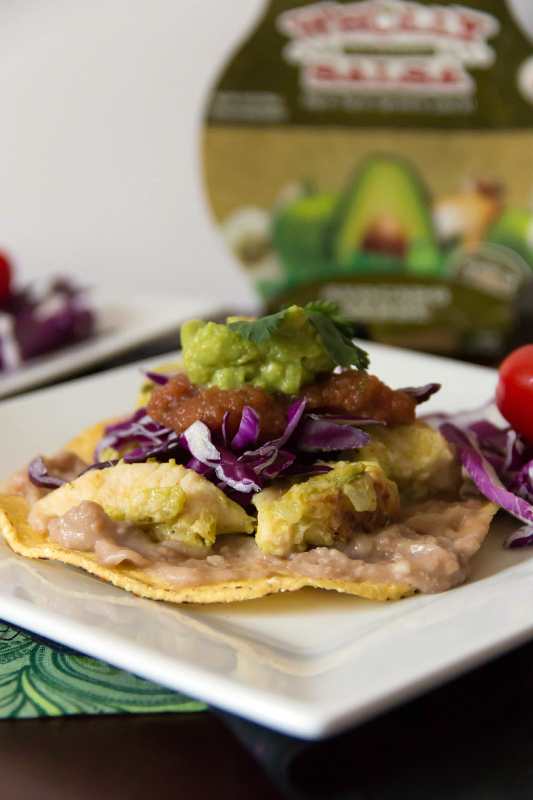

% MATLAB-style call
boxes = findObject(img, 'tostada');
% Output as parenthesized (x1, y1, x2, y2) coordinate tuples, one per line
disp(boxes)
(0, 303, 497, 603)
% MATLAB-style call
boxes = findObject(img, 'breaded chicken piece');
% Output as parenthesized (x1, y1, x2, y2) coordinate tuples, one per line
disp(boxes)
(349, 420, 461, 502)
(253, 461, 400, 557)
(28, 460, 254, 548)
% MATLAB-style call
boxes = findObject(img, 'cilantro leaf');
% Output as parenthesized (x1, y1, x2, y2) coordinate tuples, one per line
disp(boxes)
(228, 308, 288, 345)
(304, 309, 369, 371)
(303, 300, 357, 339)
(228, 301, 369, 371)
(303, 299, 344, 318)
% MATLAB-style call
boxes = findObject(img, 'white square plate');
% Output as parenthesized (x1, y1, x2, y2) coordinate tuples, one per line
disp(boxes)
(0, 292, 221, 399)
(0, 343, 529, 740)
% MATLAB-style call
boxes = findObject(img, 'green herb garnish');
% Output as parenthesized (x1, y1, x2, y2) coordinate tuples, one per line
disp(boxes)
(228, 301, 369, 371)
(228, 308, 289, 345)
(304, 307, 369, 370)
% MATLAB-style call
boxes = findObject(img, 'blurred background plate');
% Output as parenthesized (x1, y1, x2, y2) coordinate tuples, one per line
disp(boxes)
(0, 292, 220, 399)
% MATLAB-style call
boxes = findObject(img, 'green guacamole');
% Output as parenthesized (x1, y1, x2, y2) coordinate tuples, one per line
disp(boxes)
(181, 306, 334, 394)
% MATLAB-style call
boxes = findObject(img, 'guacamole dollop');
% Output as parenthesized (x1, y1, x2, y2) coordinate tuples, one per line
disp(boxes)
(181, 306, 335, 394)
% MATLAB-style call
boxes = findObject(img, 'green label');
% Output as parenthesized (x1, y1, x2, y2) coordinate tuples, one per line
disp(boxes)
(203, 0, 533, 357)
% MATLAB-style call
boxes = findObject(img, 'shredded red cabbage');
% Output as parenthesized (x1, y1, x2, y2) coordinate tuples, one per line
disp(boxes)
(306, 413, 385, 426)
(440, 423, 533, 522)
(28, 457, 67, 489)
(231, 407, 260, 451)
(432, 406, 533, 547)
(94, 408, 180, 462)
(0, 279, 94, 370)
(398, 383, 441, 404)
(291, 418, 370, 452)
(142, 371, 170, 386)
(180, 420, 261, 493)
(76, 396, 380, 505)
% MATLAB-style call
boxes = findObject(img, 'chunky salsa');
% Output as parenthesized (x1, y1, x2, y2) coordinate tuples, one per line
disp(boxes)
(148, 369, 416, 443)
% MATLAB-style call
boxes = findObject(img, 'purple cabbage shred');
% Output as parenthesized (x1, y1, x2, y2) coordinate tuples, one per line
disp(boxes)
(28, 457, 67, 489)
(84, 397, 379, 505)
(142, 371, 170, 386)
(0, 278, 94, 371)
(430, 404, 533, 547)
(398, 383, 441, 404)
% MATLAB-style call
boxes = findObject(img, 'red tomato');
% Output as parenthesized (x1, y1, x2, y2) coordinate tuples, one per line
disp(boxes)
(0, 252, 12, 306)
(496, 345, 533, 443)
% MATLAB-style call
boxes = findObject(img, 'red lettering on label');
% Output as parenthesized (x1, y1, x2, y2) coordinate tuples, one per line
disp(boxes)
(440, 66, 461, 84)
(399, 9, 417, 32)
(279, 1, 497, 99)
(458, 12, 485, 42)
(401, 65, 430, 83)
(299, 14, 329, 37)
(312, 63, 336, 81)
(339, 13, 369, 32)
(348, 65, 366, 81)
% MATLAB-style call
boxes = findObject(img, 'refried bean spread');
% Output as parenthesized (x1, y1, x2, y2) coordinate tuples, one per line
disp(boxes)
(28, 497, 493, 594)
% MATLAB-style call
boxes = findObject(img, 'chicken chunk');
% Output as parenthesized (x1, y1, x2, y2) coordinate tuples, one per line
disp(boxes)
(253, 461, 400, 557)
(28, 460, 254, 548)
(349, 420, 461, 501)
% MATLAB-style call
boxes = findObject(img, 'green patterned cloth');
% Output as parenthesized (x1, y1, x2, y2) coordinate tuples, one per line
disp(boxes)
(0, 620, 207, 718)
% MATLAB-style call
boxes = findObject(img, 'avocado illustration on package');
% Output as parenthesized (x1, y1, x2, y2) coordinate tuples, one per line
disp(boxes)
(203, 0, 533, 358)
(326, 156, 441, 276)
(273, 155, 442, 284)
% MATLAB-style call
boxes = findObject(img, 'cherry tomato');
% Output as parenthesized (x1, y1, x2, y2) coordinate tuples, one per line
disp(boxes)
(496, 345, 533, 443)
(0, 251, 12, 306)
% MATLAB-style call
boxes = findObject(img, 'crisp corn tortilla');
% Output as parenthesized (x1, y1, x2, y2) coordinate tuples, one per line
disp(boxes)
(65, 420, 110, 463)
(0, 419, 497, 605)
